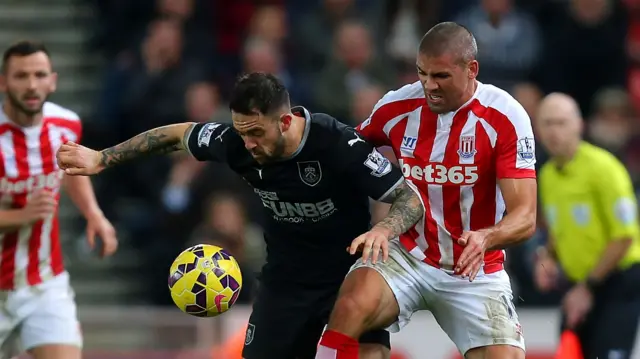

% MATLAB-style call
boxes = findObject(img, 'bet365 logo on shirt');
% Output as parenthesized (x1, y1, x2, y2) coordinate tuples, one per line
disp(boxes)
(398, 159, 478, 185)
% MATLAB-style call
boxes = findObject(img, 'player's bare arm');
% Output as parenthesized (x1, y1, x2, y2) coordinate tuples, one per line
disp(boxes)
(63, 176, 118, 257)
(99, 123, 196, 167)
(349, 181, 423, 264)
(457, 178, 537, 280)
(375, 182, 423, 240)
(483, 178, 537, 248)
(57, 123, 196, 175)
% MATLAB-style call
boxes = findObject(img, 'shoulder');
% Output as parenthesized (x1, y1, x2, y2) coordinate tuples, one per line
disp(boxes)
(190, 121, 237, 147)
(308, 112, 353, 142)
(476, 84, 529, 124)
(359, 81, 425, 129)
(42, 102, 82, 136)
(582, 143, 627, 174)
(43, 102, 80, 123)
(473, 83, 532, 135)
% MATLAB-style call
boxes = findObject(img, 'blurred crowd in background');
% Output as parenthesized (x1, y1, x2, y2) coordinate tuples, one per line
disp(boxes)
(78, 0, 640, 308)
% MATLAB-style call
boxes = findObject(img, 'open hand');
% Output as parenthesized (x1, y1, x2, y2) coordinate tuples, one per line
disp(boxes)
(534, 249, 559, 292)
(563, 284, 593, 329)
(57, 142, 104, 176)
(348, 227, 392, 264)
(456, 230, 489, 281)
(86, 213, 118, 257)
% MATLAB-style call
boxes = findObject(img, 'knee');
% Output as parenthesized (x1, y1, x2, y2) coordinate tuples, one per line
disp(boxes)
(333, 290, 378, 322)
(333, 271, 382, 322)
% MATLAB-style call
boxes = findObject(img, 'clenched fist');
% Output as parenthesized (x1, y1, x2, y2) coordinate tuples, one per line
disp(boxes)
(56, 141, 103, 176)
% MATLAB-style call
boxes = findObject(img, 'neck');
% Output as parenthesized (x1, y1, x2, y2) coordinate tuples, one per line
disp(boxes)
(282, 115, 306, 157)
(456, 80, 478, 110)
(2, 100, 41, 127)
(554, 142, 581, 167)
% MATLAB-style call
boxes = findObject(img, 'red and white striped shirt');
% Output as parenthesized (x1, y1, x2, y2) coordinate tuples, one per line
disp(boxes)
(357, 81, 536, 274)
(0, 102, 81, 290)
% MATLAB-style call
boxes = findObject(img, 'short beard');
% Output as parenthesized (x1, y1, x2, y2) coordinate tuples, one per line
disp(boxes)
(262, 133, 286, 163)
(6, 90, 44, 117)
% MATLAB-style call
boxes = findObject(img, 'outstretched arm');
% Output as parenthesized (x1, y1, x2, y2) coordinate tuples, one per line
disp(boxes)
(58, 122, 234, 176)
(375, 182, 423, 240)
(100, 123, 195, 168)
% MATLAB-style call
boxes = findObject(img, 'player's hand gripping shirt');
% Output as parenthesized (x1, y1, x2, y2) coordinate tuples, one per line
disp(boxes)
(540, 142, 640, 282)
(185, 107, 405, 284)
(0, 102, 82, 289)
(357, 81, 536, 273)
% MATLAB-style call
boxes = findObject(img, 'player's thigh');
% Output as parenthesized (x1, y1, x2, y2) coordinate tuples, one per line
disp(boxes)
(428, 269, 525, 357)
(584, 299, 640, 359)
(242, 284, 312, 359)
(28, 345, 81, 359)
(20, 276, 82, 354)
(343, 239, 427, 332)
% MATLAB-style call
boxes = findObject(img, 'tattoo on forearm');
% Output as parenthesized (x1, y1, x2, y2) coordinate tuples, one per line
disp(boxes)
(100, 128, 183, 167)
(376, 182, 423, 239)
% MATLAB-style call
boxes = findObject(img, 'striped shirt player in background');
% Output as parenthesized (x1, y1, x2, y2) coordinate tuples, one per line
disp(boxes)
(0, 41, 117, 359)
(316, 22, 537, 359)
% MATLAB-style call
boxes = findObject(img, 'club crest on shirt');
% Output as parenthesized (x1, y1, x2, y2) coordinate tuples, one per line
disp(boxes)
(517, 137, 535, 163)
(457, 135, 477, 159)
(297, 161, 322, 187)
(245, 323, 255, 345)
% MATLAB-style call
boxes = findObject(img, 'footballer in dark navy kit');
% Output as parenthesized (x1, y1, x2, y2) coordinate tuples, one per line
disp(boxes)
(56, 73, 424, 359)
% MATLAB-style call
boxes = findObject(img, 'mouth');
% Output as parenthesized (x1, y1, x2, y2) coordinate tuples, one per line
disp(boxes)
(23, 96, 41, 106)
(426, 93, 444, 104)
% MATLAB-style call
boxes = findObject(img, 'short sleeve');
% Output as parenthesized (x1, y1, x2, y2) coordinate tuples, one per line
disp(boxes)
(334, 128, 404, 201)
(356, 82, 425, 147)
(593, 158, 639, 241)
(185, 122, 233, 162)
(495, 102, 537, 179)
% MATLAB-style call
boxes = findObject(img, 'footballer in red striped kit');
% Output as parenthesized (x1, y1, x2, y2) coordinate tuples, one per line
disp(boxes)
(317, 22, 537, 359)
(0, 41, 117, 359)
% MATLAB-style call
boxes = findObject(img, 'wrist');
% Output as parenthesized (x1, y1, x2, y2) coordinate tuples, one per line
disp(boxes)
(583, 276, 600, 293)
(371, 224, 394, 240)
(478, 227, 496, 250)
(84, 209, 105, 222)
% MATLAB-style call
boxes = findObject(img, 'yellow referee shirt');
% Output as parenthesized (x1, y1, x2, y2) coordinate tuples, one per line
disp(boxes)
(539, 142, 640, 282)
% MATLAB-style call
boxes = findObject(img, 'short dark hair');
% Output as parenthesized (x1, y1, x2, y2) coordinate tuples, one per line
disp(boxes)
(418, 22, 477, 64)
(2, 40, 50, 73)
(229, 72, 290, 117)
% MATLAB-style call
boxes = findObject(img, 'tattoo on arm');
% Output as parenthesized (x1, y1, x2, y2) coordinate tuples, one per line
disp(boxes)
(375, 182, 424, 239)
(99, 127, 186, 168)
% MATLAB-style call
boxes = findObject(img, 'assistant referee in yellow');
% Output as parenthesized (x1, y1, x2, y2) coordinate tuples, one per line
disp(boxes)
(534, 92, 640, 359)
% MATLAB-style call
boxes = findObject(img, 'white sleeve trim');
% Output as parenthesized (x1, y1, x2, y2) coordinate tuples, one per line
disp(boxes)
(376, 177, 405, 202)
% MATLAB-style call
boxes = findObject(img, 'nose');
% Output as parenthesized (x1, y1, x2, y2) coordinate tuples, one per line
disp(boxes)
(243, 138, 257, 150)
(26, 78, 38, 90)
(424, 76, 439, 92)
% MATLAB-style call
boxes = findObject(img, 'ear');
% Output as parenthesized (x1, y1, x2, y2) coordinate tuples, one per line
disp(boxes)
(468, 60, 479, 79)
(49, 72, 58, 93)
(280, 113, 293, 132)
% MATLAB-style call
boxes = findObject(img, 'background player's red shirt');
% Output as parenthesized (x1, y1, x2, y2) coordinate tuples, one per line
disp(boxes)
(0, 102, 82, 290)
(357, 81, 536, 273)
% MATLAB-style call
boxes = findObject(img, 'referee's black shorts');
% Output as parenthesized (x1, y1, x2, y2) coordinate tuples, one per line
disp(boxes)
(561, 264, 640, 359)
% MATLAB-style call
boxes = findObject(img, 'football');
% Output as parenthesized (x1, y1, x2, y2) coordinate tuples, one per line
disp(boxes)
(168, 244, 243, 317)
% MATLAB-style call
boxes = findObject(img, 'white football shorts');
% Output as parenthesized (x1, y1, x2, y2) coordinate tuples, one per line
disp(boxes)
(0, 271, 82, 359)
(349, 239, 525, 355)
